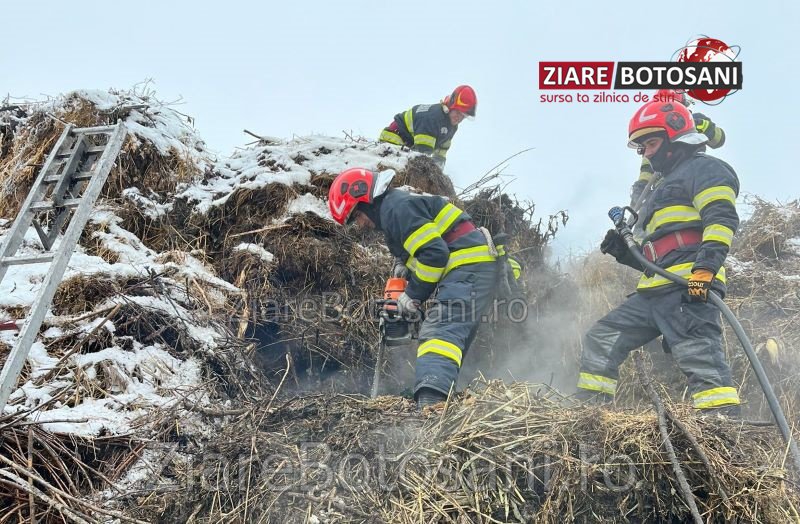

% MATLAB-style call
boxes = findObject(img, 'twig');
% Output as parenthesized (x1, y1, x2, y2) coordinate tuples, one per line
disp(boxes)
(28, 427, 36, 524)
(457, 148, 534, 198)
(0, 470, 93, 524)
(664, 409, 730, 503)
(37, 304, 121, 385)
(228, 223, 290, 239)
(633, 351, 704, 524)
(0, 453, 148, 524)
(242, 129, 281, 144)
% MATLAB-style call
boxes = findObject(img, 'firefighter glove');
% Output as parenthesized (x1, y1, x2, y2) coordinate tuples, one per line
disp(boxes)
(392, 259, 409, 279)
(693, 113, 715, 138)
(685, 269, 714, 303)
(396, 292, 419, 317)
(600, 229, 628, 259)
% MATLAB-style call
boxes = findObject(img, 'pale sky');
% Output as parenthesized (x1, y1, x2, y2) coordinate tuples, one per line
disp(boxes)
(3, 0, 798, 259)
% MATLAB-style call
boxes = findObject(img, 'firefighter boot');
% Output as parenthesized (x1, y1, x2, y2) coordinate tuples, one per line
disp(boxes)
(416, 387, 447, 410)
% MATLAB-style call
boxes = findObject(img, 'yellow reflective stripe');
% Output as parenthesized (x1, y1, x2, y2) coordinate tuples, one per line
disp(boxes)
(702, 224, 734, 246)
(434, 203, 462, 233)
(577, 372, 617, 395)
(509, 258, 522, 280)
(379, 129, 404, 145)
(692, 386, 740, 408)
(403, 109, 414, 134)
(645, 205, 701, 234)
(444, 245, 496, 275)
(637, 263, 727, 290)
(403, 222, 440, 256)
(411, 259, 445, 283)
(638, 169, 654, 182)
(418, 339, 463, 367)
(695, 118, 710, 133)
(414, 134, 436, 148)
(496, 245, 506, 256)
(693, 185, 736, 211)
(401, 204, 468, 259)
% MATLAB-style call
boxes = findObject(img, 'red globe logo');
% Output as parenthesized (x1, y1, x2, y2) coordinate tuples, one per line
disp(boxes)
(675, 36, 740, 103)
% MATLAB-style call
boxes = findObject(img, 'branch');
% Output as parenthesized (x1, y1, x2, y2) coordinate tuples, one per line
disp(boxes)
(633, 351, 704, 524)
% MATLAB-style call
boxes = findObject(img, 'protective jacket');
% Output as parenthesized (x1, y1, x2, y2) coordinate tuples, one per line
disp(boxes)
(378, 188, 494, 301)
(577, 150, 741, 411)
(379, 104, 457, 166)
(632, 152, 739, 297)
(376, 188, 496, 396)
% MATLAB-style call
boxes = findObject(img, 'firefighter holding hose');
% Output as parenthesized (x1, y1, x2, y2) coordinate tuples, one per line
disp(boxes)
(577, 99, 742, 417)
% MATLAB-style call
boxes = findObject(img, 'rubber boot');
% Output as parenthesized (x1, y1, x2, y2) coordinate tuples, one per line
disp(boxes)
(416, 387, 447, 410)
(698, 403, 742, 419)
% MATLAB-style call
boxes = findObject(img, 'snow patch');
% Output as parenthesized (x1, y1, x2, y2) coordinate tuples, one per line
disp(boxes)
(233, 243, 275, 263)
(286, 193, 331, 220)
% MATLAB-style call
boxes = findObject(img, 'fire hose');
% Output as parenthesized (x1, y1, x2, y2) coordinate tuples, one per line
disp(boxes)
(608, 205, 800, 474)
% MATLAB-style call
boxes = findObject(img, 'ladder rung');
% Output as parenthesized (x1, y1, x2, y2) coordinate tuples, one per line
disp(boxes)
(44, 171, 93, 184)
(72, 125, 117, 135)
(0, 254, 55, 267)
(30, 198, 82, 212)
(55, 145, 106, 159)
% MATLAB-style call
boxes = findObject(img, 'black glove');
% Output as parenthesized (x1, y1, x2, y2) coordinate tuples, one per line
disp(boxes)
(600, 229, 628, 259)
(600, 229, 644, 271)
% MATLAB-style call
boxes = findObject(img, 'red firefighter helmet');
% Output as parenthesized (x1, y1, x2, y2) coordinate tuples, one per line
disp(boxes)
(628, 100, 707, 148)
(443, 85, 477, 117)
(327, 168, 396, 224)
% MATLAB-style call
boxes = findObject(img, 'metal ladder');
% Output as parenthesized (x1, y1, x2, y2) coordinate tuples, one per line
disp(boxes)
(0, 122, 127, 412)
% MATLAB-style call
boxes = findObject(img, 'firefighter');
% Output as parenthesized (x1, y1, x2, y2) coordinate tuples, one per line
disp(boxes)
(379, 85, 477, 169)
(577, 99, 742, 416)
(630, 90, 726, 207)
(328, 167, 496, 408)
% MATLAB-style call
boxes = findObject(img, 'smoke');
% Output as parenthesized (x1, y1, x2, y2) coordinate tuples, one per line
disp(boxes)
(458, 250, 635, 396)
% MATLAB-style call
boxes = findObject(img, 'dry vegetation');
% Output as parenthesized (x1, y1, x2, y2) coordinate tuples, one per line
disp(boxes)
(0, 92, 798, 522)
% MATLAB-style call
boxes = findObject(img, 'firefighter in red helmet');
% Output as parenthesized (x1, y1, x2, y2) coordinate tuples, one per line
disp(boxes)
(630, 89, 726, 208)
(379, 85, 477, 169)
(577, 100, 742, 417)
(328, 167, 498, 409)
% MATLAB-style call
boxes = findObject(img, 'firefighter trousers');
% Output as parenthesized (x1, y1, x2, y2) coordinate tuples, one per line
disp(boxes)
(577, 288, 740, 409)
(415, 263, 496, 397)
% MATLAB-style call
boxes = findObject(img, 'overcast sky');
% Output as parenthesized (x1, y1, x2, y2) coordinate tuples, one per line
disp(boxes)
(3, 1, 798, 259)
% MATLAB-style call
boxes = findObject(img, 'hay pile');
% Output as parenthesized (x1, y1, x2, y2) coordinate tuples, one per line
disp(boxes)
(725, 198, 800, 419)
(0, 88, 206, 219)
(1, 88, 797, 523)
(110, 380, 798, 523)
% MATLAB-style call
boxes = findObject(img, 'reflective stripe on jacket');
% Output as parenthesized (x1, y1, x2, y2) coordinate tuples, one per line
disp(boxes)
(381, 103, 457, 162)
(379, 189, 494, 301)
(633, 152, 739, 295)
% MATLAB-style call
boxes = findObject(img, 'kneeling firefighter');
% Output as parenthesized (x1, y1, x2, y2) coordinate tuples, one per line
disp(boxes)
(577, 99, 742, 416)
(328, 168, 508, 408)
